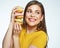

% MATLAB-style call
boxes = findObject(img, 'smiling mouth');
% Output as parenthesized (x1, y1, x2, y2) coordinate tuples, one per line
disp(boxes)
(28, 18, 36, 22)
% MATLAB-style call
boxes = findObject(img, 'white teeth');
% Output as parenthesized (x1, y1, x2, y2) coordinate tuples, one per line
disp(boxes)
(29, 18, 36, 22)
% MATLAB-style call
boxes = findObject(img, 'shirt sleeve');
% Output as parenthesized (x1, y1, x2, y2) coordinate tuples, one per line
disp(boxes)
(31, 32, 48, 48)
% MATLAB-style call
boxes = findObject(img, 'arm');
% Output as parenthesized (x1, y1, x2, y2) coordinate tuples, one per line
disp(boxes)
(29, 45, 37, 48)
(12, 22, 21, 48)
(12, 6, 23, 48)
(13, 35, 20, 48)
(2, 6, 23, 48)
(2, 22, 14, 48)
(2, 6, 15, 48)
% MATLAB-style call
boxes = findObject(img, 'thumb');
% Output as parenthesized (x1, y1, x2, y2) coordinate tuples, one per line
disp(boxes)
(10, 10, 15, 23)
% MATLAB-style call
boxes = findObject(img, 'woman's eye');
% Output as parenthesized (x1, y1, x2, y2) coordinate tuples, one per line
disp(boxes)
(27, 10, 32, 13)
(36, 12, 40, 14)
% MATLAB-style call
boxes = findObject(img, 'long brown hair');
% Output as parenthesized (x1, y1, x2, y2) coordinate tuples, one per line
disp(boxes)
(23, 0, 47, 33)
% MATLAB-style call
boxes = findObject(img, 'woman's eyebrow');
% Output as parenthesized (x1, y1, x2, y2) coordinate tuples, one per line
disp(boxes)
(27, 9, 41, 12)
(35, 9, 41, 11)
(27, 9, 31, 11)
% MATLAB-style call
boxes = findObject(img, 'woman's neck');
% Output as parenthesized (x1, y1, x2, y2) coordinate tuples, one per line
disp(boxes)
(26, 25, 37, 34)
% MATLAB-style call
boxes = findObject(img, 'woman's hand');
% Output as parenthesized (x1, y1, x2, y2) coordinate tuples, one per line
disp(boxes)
(29, 45, 37, 48)
(11, 6, 23, 36)
(13, 22, 22, 36)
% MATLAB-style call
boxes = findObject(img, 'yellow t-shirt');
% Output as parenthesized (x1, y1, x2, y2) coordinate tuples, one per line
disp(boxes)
(19, 28, 48, 48)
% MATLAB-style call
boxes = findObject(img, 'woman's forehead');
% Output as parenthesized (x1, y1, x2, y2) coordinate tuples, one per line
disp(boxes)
(27, 5, 41, 11)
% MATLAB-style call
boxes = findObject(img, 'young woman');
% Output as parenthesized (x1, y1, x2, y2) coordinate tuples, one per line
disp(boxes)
(2, 0, 48, 48)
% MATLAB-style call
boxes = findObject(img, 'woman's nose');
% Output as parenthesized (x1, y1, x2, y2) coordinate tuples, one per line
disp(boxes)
(31, 12, 35, 17)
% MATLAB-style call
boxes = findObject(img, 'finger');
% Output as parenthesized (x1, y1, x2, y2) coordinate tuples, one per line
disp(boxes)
(12, 6, 20, 15)
(20, 24, 22, 31)
(16, 23, 21, 34)
(18, 24, 21, 31)
(13, 22, 16, 30)
(16, 23, 19, 30)
(13, 28, 20, 35)
(13, 22, 21, 35)
(13, 23, 17, 34)
(11, 7, 18, 22)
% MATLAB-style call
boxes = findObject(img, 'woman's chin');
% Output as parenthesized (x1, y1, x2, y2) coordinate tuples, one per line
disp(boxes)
(27, 24, 37, 27)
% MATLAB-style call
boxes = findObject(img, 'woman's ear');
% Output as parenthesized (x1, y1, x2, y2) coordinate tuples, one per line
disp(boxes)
(40, 15, 43, 21)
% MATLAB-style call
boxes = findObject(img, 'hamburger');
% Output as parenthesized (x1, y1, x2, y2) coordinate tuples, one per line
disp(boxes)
(14, 6, 24, 25)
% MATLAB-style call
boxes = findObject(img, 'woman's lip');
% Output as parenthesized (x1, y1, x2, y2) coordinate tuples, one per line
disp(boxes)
(28, 18, 36, 22)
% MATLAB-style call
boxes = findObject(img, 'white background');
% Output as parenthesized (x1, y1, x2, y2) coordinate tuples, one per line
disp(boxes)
(0, 0, 60, 48)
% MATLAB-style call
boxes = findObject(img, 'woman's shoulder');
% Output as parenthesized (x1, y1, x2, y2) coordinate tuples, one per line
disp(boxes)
(32, 30, 48, 40)
(35, 30, 48, 41)
(31, 30, 48, 48)
(36, 30, 47, 36)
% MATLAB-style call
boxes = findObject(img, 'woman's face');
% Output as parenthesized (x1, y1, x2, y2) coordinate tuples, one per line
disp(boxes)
(25, 5, 43, 27)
